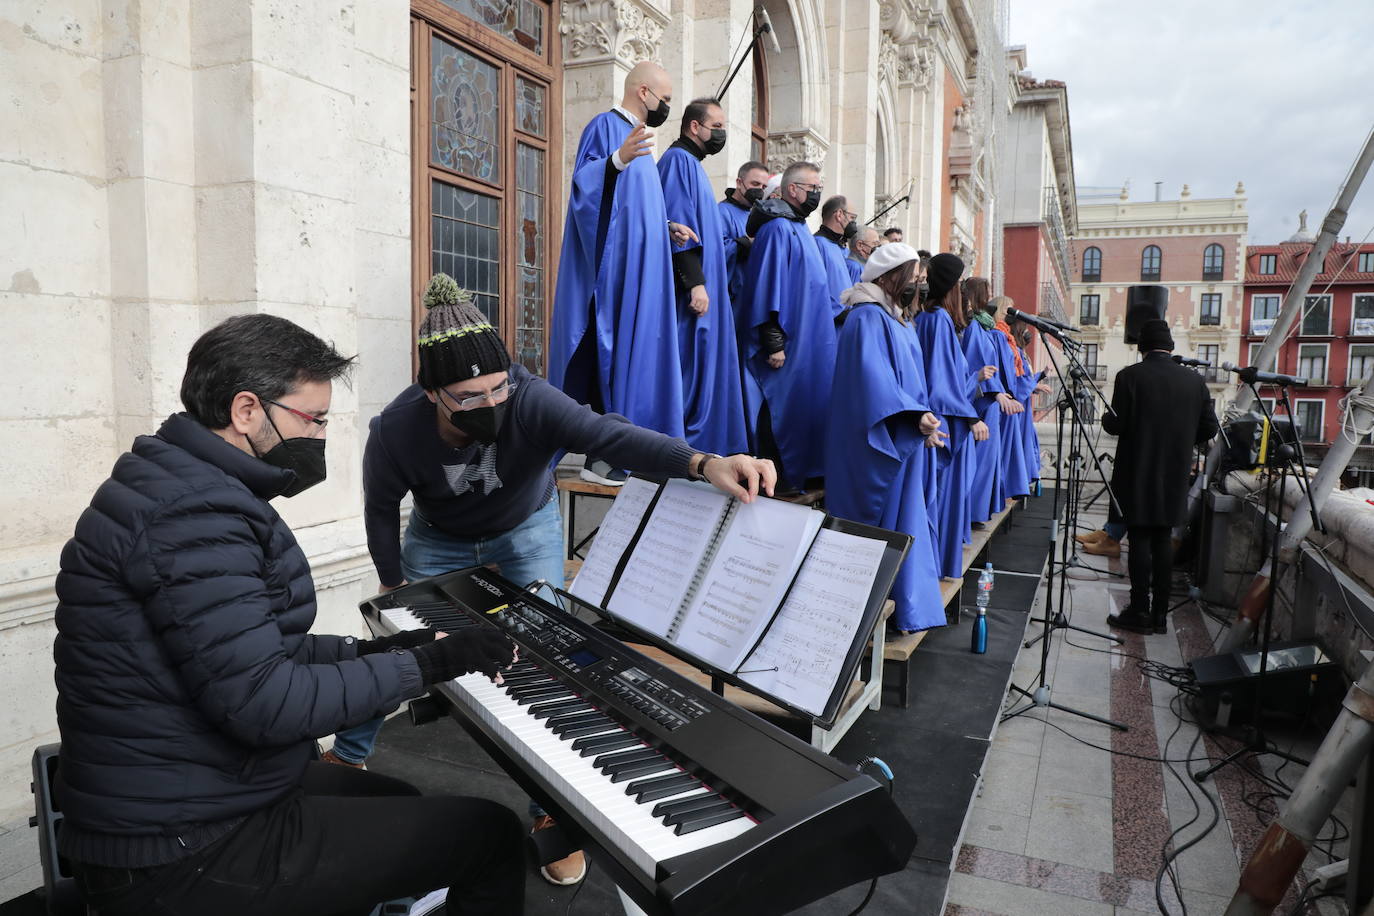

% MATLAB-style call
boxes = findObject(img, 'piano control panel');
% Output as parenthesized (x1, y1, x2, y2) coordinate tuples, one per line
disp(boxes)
(475, 590, 712, 732)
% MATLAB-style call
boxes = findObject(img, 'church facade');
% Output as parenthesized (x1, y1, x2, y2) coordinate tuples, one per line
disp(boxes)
(0, 0, 1012, 818)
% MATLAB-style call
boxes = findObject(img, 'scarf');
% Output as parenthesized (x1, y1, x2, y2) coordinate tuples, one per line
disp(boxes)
(973, 310, 995, 330)
(995, 320, 1025, 376)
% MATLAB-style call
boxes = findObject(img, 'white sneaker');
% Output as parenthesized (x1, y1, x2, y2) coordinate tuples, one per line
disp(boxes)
(579, 458, 628, 487)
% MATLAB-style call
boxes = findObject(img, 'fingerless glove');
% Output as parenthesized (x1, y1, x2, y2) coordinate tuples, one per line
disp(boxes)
(409, 628, 515, 684)
(356, 628, 438, 656)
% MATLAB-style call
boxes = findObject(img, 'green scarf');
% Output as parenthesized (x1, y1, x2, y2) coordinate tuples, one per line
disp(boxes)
(973, 310, 996, 329)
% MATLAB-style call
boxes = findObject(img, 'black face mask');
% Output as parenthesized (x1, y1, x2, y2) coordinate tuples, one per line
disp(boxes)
(842, 220, 859, 241)
(797, 188, 821, 217)
(917, 282, 930, 305)
(703, 128, 727, 155)
(448, 401, 508, 445)
(645, 97, 670, 128)
(256, 414, 326, 497)
(743, 186, 764, 204)
(899, 285, 919, 309)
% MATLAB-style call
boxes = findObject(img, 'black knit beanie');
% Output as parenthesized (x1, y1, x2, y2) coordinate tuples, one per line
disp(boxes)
(1137, 318, 1174, 352)
(417, 274, 511, 389)
(927, 253, 965, 304)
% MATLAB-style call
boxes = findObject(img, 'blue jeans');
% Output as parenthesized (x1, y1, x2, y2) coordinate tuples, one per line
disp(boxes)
(331, 499, 566, 765)
(1104, 522, 1127, 541)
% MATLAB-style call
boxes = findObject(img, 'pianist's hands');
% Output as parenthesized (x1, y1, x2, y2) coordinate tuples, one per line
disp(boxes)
(702, 454, 777, 504)
(409, 627, 517, 684)
(355, 627, 438, 656)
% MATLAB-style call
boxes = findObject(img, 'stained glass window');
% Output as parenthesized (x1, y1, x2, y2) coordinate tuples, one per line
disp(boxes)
(431, 180, 500, 325)
(515, 76, 546, 137)
(439, 0, 544, 54)
(431, 37, 500, 182)
(515, 143, 545, 374)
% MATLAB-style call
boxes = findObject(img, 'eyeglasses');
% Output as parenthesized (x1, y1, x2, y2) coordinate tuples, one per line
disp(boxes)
(439, 381, 518, 411)
(263, 398, 328, 437)
(793, 182, 824, 193)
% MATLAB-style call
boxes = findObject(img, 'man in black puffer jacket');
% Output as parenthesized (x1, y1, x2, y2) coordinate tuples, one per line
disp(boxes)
(53, 314, 524, 916)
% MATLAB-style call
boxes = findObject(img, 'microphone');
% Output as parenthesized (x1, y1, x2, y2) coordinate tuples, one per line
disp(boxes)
(1173, 355, 1212, 368)
(1219, 361, 1307, 387)
(1005, 307, 1077, 346)
(757, 7, 783, 54)
(1033, 313, 1080, 334)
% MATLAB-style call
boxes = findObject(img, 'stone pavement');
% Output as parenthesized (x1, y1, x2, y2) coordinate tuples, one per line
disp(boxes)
(944, 506, 1355, 916)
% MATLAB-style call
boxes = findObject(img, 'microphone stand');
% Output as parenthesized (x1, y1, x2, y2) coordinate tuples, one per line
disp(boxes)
(1003, 328, 1128, 731)
(1194, 381, 1310, 781)
(1023, 334, 1126, 645)
(716, 14, 775, 99)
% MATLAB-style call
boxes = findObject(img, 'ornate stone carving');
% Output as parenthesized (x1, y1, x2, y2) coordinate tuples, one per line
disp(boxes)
(765, 129, 830, 174)
(560, 0, 668, 67)
(879, 0, 935, 89)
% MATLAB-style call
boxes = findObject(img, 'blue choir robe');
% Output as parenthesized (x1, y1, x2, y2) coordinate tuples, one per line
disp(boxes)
(717, 195, 752, 306)
(846, 257, 865, 285)
(740, 213, 837, 485)
(549, 111, 684, 437)
(961, 322, 1009, 522)
(914, 310, 980, 579)
(1015, 351, 1044, 485)
(991, 329, 1031, 499)
(812, 233, 852, 312)
(657, 147, 748, 455)
(825, 302, 945, 631)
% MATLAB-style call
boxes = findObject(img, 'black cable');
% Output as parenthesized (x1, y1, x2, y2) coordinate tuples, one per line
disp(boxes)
(564, 855, 594, 916)
(844, 758, 895, 916)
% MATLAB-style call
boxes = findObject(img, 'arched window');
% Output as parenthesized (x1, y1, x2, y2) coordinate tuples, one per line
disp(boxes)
(1081, 246, 1101, 282)
(1203, 243, 1224, 281)
(1141, 245, 1162, 281)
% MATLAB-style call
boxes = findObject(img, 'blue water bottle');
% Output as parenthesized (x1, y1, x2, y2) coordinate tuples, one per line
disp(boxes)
(972, 563, 992, 654)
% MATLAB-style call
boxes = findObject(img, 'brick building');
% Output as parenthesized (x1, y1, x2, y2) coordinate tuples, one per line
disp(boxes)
(1069, 184, 1249, 404)
(1241, 215, 1374, 481)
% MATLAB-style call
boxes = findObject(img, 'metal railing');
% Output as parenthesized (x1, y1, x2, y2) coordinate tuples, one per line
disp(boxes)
(1039, 281, 1069, 327)
(1042, 186, 1072, 292)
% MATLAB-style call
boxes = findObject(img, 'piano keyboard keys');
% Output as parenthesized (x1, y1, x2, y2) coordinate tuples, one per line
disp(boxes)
(377, 604, 756, 876)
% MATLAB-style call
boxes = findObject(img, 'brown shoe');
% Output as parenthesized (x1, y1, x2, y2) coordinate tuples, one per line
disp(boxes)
(1075, 529, 1107, 545)
(320, 748, 366, 769)
(532, 815, 587, 885)
(1083, 537, 1121, 558)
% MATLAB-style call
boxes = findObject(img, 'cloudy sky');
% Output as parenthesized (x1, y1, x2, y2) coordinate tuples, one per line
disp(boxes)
(1009, 0, 1374, 245)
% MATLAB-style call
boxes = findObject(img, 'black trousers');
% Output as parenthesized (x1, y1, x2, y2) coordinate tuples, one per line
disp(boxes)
(1126, 525, 1174, 616)
(72, 763, 525, 916)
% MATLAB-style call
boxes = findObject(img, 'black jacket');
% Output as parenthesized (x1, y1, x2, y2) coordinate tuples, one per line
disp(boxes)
(1101, 353, 1219, 527)
(53, 413, 424, 867)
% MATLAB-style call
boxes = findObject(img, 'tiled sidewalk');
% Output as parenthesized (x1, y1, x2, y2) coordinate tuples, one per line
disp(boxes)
(945, 516, 1354, 916)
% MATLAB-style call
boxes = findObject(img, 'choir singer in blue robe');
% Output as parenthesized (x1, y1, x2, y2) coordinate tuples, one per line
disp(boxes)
(657, 98, 748, 455)
(846, 226, 881, 284)
(825, 243, 949, 632)
(549, 61, 695, 484)
(914, 254, 989, 580)
(718, 160, 769, 305)
(987, 296, 1032, 499)
(814, 195, 859, 307)
(738, 161, 837, 487)
(962, 278, 1019, 523)
(1010, 324, 1049, 489)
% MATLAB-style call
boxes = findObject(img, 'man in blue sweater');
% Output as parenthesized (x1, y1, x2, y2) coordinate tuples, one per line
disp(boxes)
(53, 314, 524, 915)
(336, 274, 775, 884)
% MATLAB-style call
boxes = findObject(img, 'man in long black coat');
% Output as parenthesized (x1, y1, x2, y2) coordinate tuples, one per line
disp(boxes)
(1101, 319, 1218, 634)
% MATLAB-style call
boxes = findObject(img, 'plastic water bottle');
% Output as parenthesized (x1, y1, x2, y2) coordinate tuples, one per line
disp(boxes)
(972, 563, 992, 654)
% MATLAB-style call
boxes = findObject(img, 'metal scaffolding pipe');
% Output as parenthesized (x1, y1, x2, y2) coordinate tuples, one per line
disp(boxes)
(1226, 664, 1374, 914)
(1217, 383, 1374, 654)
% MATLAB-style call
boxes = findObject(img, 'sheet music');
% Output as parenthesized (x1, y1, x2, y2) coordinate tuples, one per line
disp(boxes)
(606, 480, 730, 637)
(569, 476, 660, 607)
(737, 528, 887, 716)
(672, 498, 824, 671)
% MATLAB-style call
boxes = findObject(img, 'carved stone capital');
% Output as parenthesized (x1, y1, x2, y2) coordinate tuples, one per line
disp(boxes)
(560, 0, 668, 68)
(879, 1, 935, 89)
(765, 129, 830, 175)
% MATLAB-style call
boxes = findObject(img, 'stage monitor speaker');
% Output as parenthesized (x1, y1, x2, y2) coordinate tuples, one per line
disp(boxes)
(1124, 285, 1168, 344)
(1217, 412, 1300, 473)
